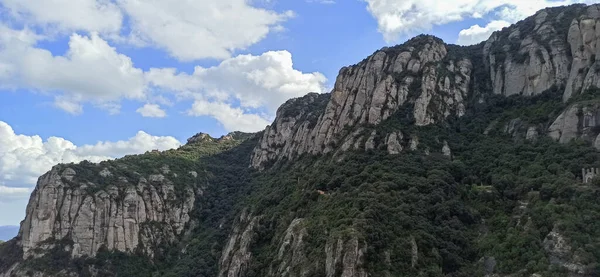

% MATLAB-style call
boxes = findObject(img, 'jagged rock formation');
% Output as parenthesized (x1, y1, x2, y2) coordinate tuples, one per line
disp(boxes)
(548, 100, 600, 147)
(325, 233, 367, 277)
(543, 227, 591, 275)
(252, 36, 474, 168)
(484, 4, 600, 102)
(4, 4, 600, 277)
(252, 4, 600, 170)
(269, 218, 312, 277)
(218, 210, 260, 277)
(19, 165, 195, 259)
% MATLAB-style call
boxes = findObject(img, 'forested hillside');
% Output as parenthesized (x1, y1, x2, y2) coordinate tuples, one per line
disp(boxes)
(2, 3, 600, 277)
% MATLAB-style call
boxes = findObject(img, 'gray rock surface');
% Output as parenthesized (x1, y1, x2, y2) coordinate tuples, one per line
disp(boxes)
(548, 101, 600, 146)
(269, 219, 313, 277)
(18, 166, 195, 259)
(484, 5, 600, 102)
(218, 210, 259, 277)
(325, 233, 367, 277)
(252, 36, 473, 169)
(543, 226, 590, 275)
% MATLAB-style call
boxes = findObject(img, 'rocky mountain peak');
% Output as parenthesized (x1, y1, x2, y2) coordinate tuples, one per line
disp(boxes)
(251, 3, 600, 170)
(187, 132, 214, 144)
(251, 31, 473, 169)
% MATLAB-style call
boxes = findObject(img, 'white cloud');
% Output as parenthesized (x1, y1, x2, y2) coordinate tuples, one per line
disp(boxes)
(0, 121, 181, 188)
(188, 100, 271, 132)
(136, 103, 167, 118)
(0, 0, 292, 61)
(0, 0, 123, 34)
(117, 0, 294, 61)
(457, 20, 511, 45)
(0, 25, 326, 132)
(0, 26, 145, 113)
(147, 50, 328, 112)
(364, 0, 597, 43)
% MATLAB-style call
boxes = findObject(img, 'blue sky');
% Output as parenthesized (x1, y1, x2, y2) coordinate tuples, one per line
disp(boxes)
(0, 0, 598, 227)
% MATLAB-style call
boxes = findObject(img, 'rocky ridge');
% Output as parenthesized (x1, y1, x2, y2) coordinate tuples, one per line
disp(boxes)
(18, 165, 195, 259)
(251, 4, 600, 169)
(252, 36, 473, 168)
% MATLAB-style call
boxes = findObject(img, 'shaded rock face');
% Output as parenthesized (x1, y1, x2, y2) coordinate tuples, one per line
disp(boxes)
(187, 132, 214, 144)
(484, 5, 600, 101)
(543, 227, 590, 275)
(548, 101, 600, 147)
(252, 36, 473, 169)
(252, 5, 600, 170)
(18, 166, 195, 259)
(269, 219, 312, 277)
(218, 210, 260, 277)
(325, 233, 367, 277)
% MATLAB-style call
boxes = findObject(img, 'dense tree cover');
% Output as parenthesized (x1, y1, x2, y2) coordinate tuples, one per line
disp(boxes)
(3, 86, 600, 276)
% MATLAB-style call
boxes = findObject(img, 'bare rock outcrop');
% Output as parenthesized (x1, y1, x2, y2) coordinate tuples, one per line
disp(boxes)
(18, 165, 195, 259)
(484, 4, 600, 102)
(252, 36, 473, 169)
(543, 226, 591, 275)
(325, 232, 367, 277)
(269, 219, 313, 277)
(218, 210, 260, 277)
(548, 101, 600, 147)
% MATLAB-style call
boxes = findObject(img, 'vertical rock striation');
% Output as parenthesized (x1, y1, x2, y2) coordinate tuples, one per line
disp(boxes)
(18, 165, 195, 259)
(252, 36, 474, 169)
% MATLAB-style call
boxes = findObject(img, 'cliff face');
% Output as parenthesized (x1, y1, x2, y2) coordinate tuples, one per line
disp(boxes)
(252, 36, 473, 168)
(19, 165, 195, 259)
(4, 4, 600, 277)
(484, 4, 600, 101)
(548, 100, 600, 146)
(219, 216, 368, 277)
(252, 4, 600, 169)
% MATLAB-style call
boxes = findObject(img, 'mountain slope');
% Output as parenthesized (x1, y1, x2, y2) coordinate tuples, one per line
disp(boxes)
(2, 3, 600, 277)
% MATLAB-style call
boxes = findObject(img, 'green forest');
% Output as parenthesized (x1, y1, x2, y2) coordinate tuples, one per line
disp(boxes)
(4, 85, 599, 277)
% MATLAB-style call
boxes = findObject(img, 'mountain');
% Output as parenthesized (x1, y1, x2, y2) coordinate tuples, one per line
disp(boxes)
(0, 227, 18, 242)
(2, 3, 600, 277)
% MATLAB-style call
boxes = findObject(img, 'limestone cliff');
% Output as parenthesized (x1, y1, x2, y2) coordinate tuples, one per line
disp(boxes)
(219, 216, 368, 277)
(18, 165, 195, 259)
(252, 36, 473, 168)
(548, 100, 600, 147)
(484, 4, 600, 102)
(252, 4, 600, 169)
(218, 210, 260, 277)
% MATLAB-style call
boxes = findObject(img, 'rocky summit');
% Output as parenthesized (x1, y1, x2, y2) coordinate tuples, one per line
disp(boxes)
(3, 4, 600, 277)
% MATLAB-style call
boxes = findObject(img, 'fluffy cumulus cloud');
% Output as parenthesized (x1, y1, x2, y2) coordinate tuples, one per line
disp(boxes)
(0, 0, 123, 34)
(364, 0, 598, 43)
(0, 121, 181, 189)
(0, 22, 324, 131)
(457, 20, 511, 45)
(136, 103, 167, 118)
(188, 100, 271, 132)
(147, 50, 328, 112)
(0, 25, 145, 114)
(0, 0, 293, 61)
(118, 0, 294, 61)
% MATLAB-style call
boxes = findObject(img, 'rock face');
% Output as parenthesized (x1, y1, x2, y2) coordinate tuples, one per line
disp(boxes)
(269, 219, 312, 277)
(252, 36, 474, 169)
(18, 165, 195, 259)
(187, 132, 214, 144)
(484, 4, 600, 101)
(543, 227, 590, 275)
(252, 4, 600, 170)
(325, 233, 367, 277)
(548, 101, 600, 147)
(218, 210, 260, 277)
